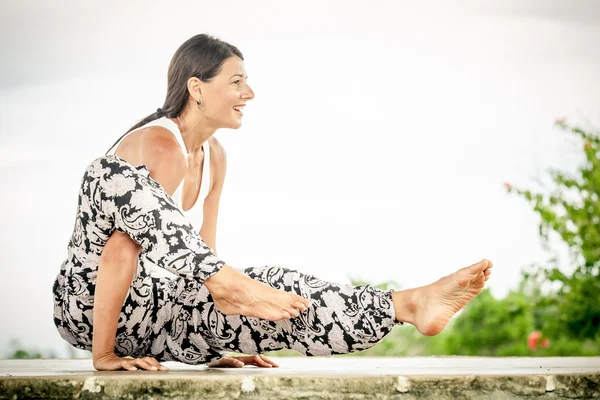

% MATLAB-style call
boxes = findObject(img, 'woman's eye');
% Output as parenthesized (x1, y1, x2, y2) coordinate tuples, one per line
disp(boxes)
(232, 80, 240, 85)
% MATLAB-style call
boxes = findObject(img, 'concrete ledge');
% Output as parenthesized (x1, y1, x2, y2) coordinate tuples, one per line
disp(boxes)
(1, 357, 599, 399)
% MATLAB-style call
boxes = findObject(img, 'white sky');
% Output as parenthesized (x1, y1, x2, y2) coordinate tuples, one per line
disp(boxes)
(1, 0, 599, 357)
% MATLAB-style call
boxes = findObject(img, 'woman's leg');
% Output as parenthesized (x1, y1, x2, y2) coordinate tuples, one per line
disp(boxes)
(167, 265, 402, 359)
(161, 260, 493, 362)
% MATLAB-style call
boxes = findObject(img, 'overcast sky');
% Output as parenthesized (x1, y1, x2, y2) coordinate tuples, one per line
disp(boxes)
(1, 0, 599, 358)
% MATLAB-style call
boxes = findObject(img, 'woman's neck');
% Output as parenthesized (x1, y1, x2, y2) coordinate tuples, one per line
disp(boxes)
(170, 114, 216, 154)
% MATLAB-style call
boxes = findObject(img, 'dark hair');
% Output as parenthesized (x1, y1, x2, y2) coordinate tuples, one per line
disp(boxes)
(106, 33, 244, 155)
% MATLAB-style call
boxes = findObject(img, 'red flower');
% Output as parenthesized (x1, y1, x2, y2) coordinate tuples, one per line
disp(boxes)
(503, 182, 513, 190)
(528, 331, 542, 351)
(541, 338, 551, 348)
(555, 117, 567, 126)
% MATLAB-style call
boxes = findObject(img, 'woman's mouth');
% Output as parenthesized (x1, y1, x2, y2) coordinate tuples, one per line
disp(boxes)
(233, 105, 244, 116)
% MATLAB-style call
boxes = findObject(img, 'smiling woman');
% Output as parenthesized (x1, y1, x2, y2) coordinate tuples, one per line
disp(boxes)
(51, 33, 493, 372)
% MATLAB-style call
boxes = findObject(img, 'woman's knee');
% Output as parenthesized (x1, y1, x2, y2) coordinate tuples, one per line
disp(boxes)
(83, 156, 146, 191)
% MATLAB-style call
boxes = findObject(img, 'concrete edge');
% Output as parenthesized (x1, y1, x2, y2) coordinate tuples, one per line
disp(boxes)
(0, 374, 599, 399)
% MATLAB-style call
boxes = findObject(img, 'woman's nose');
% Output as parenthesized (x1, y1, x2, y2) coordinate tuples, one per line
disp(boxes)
(244, 84, 255, 100)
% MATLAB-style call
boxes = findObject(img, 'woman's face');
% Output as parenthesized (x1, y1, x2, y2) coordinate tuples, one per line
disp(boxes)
(198, 56, 255, 129)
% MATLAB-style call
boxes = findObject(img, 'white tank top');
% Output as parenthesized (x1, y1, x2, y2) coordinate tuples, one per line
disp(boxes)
(106, 117, 211, 280)
(106, 117, 210, 233)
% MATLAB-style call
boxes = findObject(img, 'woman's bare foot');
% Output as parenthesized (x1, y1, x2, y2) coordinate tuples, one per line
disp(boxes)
(392, 259, 493, 336)
(204, 265, 311, 321)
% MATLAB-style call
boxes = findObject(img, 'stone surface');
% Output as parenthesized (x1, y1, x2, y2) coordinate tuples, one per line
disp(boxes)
(0, 357, 599, 399)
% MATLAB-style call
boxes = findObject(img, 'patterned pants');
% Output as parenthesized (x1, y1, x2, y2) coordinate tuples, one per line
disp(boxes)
(53, 156, 402, 365)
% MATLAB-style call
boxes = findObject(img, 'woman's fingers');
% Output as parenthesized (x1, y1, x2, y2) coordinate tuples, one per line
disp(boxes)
(116, 357, 167, 371)
(209, 357, 244, 368)
(120, 360, 138, 371)
(233, 359, 245, 367)
(226, 357, 244, 368)
(237, 355, 279, 368)
(142, 357, 159, 370)
(259, 354, 279, 368)
(143, 357, 168, 371)
(217, 354, 279, 369)
(132, 358, 158, 371)
(208, 358, 226, 367)
(135, 359, 155, 370)
(246, 355, 271, 368)
(113, 354, 276, 371)
(257, 354, 278, 368)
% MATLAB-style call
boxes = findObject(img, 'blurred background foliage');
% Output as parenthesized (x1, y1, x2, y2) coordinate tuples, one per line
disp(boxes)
(5, 119, 599, 359)
(268, 118, 600, 358)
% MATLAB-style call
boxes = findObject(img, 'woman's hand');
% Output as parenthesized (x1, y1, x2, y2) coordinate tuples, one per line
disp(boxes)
(208, 354, 279, 368)
(93, 353, 168, 371)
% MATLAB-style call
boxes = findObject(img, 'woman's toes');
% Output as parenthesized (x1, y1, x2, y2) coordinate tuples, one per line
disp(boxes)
(287, 308, 300, 317)
(294, 295, 311, 308)
(464, 260, 484, 273)
(281, 310, 292, 319)
(471, 259, 491, 273)
(293, 301, 307, 311)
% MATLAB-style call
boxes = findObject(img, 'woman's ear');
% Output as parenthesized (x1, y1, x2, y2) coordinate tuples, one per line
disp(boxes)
(187, 77, 203, 101)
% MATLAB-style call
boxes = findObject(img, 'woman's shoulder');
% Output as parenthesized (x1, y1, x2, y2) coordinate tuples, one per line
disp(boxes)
(137, 124, 181, 146)
(118, 126, 187, 195)
(118, 126, 182, 158)
(116, 125, 186, 176)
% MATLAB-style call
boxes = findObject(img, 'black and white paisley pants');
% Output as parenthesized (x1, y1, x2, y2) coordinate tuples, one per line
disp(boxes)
(52, 155, 402, 365)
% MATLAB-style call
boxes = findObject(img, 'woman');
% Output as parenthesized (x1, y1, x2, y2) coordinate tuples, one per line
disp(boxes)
(52, 34, 493, 371)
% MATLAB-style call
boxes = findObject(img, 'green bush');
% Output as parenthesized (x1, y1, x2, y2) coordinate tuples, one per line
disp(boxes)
(504, 118, 600, 350)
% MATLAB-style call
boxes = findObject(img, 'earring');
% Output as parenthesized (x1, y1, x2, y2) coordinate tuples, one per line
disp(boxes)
(197, 98, 204, 110)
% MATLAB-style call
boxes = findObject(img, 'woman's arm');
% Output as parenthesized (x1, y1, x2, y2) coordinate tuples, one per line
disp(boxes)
(199, 137, 227, 254)
(93, 128, 186, 370)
